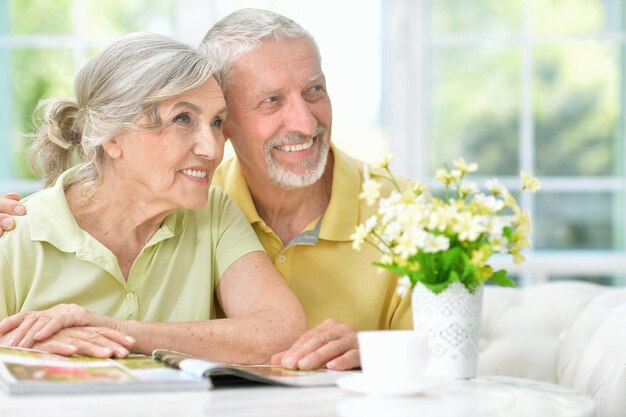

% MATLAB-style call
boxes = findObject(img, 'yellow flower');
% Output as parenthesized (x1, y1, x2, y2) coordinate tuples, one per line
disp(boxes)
(511, 250, 526, 264)
(516, 210, 532, 234)
(471, 248, 487, 267)
(520, 171, 541, 193)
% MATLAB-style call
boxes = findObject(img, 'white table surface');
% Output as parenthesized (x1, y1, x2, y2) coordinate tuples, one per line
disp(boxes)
(0, 375, 595, 417)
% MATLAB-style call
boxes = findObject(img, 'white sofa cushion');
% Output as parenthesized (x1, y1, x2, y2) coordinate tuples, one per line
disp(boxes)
(479, 281, 626, 417)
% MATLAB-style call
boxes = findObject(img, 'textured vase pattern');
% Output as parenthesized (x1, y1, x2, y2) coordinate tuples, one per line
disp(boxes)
(412, 281, 483, 379)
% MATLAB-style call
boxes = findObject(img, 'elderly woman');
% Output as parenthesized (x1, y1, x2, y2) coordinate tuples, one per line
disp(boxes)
(0, 32, 306, 363)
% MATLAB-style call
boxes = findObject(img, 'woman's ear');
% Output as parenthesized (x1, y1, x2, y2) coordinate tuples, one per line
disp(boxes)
(102, 134, 124, 159)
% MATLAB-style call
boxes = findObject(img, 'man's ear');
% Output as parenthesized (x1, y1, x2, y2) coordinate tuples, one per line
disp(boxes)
(102, 134, 124, 159)
(222, 120, 232, 142)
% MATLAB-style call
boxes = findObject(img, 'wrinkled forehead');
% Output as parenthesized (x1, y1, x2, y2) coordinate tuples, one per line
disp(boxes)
(220, 36, 321, 92)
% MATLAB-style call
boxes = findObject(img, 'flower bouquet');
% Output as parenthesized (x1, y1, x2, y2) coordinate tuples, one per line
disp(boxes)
(352, 156, 540, 296)
(351, 156, 540, 378)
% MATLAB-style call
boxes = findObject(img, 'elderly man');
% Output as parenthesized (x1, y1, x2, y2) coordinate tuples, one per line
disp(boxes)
(0, 8, 412, 370)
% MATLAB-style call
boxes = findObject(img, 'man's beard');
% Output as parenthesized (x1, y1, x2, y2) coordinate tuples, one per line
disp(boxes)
(263, 125, 330, 189)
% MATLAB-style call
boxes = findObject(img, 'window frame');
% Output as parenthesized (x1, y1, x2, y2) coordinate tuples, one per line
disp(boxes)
(383, 0, 626, 285)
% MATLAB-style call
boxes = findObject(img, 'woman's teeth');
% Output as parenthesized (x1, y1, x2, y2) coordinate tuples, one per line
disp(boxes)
(181, 169, 207, 178)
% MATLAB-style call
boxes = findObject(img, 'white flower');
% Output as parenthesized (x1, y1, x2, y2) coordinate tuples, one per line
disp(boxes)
(453, 212, 486, 242)
(422, 233, 450, 253)
(490, 233, 509, 254)
(473, 194, 505, 213)
(381, 220, 403, 244)
(395, 230, 422, 259)
(359, 179, 382, 206)
(436, 168, 453, 185)
(427, 208, 448, 232)
(485, 178, 507, 196)
(486, 216, 512, 237)
(458, 180, 479, 197)
(364, 215, 378, 233)
(521, 171, 541, 193)
(397, 203, 426, 229)
(453, 158, 478, 173)
(351, 224, 368, 251)
(396, 276, 412, 297)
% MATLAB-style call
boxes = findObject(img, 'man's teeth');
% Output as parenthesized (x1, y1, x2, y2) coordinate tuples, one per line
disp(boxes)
(278, 140, 313, 152)
(181, 169, 207, 178)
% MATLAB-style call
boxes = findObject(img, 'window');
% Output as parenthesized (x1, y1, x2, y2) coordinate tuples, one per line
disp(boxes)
(385, 0, 626, 285)
(0, 0, 211, 194)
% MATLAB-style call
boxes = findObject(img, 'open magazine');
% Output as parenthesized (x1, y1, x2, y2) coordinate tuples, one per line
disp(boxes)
(153, 349, 346, 388)
(0, 346, 209, 395)
(0, 347, 346, 395)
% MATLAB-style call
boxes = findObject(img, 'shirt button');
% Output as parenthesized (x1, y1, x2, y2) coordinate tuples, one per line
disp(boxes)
(126, 292, 135, 300)
(133, 269, 141, 276)
(277, 255, 286, 263)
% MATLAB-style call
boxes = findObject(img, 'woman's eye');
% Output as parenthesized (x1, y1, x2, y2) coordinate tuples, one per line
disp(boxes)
(212, 117, 223, 128)
(174, 113, 191, 124)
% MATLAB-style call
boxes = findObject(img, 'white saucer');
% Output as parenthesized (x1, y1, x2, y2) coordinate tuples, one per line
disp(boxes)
(337, 374, 446, 397)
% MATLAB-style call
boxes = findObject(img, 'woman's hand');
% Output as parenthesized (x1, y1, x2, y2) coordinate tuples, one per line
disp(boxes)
(0, 304, 127, 349)
(1, 326, 135, 358)
(0, 193, 25, 237)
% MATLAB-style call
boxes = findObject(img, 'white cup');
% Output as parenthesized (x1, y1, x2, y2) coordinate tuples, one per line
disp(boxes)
(357, 330, 430, 385)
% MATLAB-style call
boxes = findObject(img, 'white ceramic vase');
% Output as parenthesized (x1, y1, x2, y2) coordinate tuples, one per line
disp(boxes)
(411, 281, 483, 379)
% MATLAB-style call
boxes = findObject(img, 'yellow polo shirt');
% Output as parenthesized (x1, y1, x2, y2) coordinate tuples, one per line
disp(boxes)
(212, 145, 413, 330)
(0, 167, 264, 321)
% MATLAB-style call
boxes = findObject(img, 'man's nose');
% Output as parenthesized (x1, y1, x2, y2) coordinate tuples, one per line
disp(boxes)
(284, 96, 317, 136)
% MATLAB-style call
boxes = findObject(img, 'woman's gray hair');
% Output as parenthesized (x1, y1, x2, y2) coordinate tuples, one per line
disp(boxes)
(29, 32, 215, 190)
(199, 8, 320, 93)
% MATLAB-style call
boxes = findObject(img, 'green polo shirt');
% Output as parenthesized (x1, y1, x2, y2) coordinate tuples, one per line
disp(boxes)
(0, 168, 264, 321)
(212, 145, 413, 330)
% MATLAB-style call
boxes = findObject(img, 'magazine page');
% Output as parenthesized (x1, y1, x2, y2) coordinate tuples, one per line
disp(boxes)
(0, 347, 209, 395)
(153, 349, 349, 387)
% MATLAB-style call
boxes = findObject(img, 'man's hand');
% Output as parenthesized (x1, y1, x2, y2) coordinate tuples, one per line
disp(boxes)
(1, 326, 135, 358)
(270, 319, 360, 371)
(0, 304, 128, 349)
(0, 193, 25, 237)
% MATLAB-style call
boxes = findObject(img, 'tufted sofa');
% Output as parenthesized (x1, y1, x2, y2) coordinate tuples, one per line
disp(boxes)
(479, 281, 626, 417)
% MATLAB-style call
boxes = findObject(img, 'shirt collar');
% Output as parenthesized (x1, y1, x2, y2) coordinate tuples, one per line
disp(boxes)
(318, 145, 362, 241)
(28, 168, 81, 253)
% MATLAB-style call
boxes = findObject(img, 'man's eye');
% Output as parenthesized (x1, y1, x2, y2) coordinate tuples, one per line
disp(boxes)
(174, 113, 191, 124)
(212, 117, 223, 128)
(262, 96, 278, 104)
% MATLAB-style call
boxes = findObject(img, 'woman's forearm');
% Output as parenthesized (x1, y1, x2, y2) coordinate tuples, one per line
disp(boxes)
(118, 308, 306, 364)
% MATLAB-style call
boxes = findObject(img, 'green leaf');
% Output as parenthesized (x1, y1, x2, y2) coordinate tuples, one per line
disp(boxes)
(490, 269, 516, 287)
